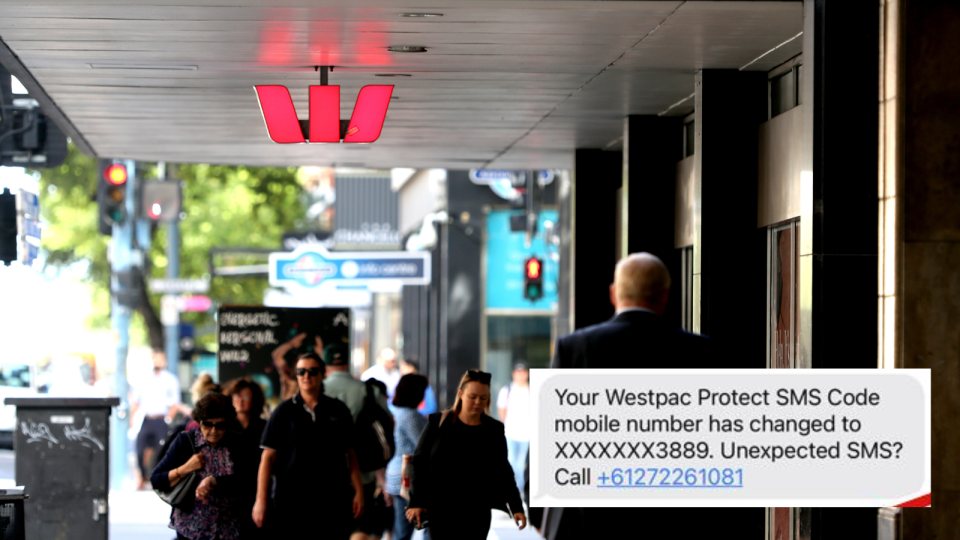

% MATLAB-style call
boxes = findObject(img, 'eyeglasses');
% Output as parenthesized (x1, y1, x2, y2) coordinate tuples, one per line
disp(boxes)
(200, 420, 228, 431)
(232, 395, 251, 402)
(296, 367, 321, 377)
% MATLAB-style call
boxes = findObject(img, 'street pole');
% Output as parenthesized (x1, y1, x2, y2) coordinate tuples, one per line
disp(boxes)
(161, 162, 180, 375)
(109, 159, 136, 491)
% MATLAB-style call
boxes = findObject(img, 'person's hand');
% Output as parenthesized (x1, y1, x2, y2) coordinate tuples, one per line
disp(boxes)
(406, 507, 426, 528)
(314, 335, 324, 352)
(352, 488, 365, 519)
(252, 499, 267, 528)
(181, 453, 205, 474)
(195, 476, 216, 501)
(514, 512, 527, 530)
(383, 491, 393, 507)
(290, 332, 307, 347)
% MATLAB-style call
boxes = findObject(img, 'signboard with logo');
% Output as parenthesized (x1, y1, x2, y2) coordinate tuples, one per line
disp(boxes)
(217, 305, 350, 406)
(269, 246, 430, 293)
(485, 209, 559, 311)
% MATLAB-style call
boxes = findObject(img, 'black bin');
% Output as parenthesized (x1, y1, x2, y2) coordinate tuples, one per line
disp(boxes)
(0, 489, 26, 540)
(5, 398, 119, 540)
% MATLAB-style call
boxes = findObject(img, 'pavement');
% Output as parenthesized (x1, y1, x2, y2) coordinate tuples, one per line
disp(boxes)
(0, 449, 537, 540)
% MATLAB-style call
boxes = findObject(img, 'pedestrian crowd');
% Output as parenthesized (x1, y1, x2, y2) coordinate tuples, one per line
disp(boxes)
(145, 346, 526, 540)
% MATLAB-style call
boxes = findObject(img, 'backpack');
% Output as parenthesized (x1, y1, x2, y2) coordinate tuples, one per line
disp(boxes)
(353, 379, 396, 472)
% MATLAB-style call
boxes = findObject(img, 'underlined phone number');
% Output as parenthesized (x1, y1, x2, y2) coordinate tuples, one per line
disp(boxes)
(597, 467, 744, 488)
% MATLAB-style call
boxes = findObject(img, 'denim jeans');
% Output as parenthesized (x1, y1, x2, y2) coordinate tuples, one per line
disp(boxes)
(506, 438, 530, 495)
(392, 494, 430, 540)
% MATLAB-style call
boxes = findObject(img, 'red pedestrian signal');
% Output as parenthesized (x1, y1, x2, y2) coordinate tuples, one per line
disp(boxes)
(524, 256, 543, 301)
(526, 258, 541, 279)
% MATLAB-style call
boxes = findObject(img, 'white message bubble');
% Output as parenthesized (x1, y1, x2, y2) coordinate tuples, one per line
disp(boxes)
(530, 369, 930, 508)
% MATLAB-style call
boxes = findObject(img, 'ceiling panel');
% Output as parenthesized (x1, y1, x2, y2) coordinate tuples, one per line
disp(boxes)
(0, 0, 802, 169)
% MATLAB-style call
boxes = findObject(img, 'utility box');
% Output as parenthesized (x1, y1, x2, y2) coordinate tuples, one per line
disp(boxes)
(5, 398, 119, 540)
(0, 488, 26, 540)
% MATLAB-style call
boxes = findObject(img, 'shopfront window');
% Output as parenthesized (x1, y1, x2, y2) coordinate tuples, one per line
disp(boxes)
(485, 315, 553, 419)
(768, 221, 800, 369)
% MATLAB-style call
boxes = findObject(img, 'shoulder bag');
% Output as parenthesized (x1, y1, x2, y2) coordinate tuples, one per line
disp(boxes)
(155, 431, 202, 510)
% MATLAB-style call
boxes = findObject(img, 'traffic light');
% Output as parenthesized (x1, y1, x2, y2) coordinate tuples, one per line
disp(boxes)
(141, 181, 181, 221)
(523, 256, 543, 301)
(0, 66, 68, 169)
(0, 188, 16, 266)
(97, 160, 128, 235)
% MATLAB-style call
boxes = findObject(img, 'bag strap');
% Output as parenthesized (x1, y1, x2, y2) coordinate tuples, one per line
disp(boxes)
(182, 430, 197, 455)
(438, 410, 452, 427)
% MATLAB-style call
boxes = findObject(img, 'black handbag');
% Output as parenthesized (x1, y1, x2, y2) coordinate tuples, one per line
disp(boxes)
(155, 431, 202, 510)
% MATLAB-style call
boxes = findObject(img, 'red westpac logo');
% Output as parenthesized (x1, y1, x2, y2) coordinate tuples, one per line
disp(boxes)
(254, 85, 393, 144)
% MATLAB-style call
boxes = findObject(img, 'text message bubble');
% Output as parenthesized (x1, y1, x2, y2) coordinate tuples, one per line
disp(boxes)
(530, 369, 930, 507)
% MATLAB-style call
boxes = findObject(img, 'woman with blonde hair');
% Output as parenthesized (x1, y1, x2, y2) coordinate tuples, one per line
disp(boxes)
(405, 370, 526, 540)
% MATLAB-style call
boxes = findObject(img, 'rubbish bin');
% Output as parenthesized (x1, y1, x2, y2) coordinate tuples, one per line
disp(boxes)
(4, 398, 119, 540)
(0, 488, 26, 540)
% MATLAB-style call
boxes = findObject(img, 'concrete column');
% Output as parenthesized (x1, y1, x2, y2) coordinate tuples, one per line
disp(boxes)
(693, 69, 767, 365)
(798, 1, 882, 538)
(571, 149, 621, 330)
(799, 0, 879, 370)
(622, 115, 684, 327)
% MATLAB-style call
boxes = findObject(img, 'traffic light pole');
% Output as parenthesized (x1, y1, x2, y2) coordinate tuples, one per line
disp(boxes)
(109, 159, 136, 490)
(161, 162, 180, 375)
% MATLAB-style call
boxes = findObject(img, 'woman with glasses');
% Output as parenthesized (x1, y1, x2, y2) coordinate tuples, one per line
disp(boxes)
(152, 391, 252, 540)
(405, 370, 527, 540)
(224, 378, 267, 539)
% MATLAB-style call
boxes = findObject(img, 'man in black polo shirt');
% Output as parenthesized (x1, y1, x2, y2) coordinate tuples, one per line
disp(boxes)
(253, 352, 364, 538)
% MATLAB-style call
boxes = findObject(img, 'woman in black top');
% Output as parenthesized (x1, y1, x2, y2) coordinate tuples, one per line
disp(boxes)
(406, 369, 526, 540)
(223, 378, 267, 539)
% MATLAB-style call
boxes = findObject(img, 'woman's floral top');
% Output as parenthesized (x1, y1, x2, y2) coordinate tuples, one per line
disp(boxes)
(170, 430, 240, 540)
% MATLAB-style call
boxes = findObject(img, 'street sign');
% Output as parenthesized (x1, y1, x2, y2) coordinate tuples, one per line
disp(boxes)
(148, 278, 210, 294)
(16, 189, 39, 219)
(178, 295, 213, 312)
(160, 295, 179, 326)
(468, 169, 555, 186)
(269, 246, 430, 291)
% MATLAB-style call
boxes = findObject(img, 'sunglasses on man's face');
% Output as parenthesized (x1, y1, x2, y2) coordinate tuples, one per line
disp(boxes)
(200, 420, 228, 431)
(296, 367, 321, 377)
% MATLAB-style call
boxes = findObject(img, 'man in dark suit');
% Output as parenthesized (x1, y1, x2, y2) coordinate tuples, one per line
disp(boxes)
(543, 253, 758, 539)
(552, 252, 711, 370)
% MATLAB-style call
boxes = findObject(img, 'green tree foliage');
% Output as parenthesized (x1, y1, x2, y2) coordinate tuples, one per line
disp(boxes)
(32, 143, 305, 349)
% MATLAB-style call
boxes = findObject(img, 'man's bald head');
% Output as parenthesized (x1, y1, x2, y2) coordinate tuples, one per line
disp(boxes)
(610, 252, 671, 315)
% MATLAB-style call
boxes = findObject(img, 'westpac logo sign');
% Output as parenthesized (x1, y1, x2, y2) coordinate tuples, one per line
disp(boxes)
(254, 85, 393, 144)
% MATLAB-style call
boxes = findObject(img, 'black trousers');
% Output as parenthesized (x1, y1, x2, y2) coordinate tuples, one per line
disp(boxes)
(427, 506, 491, 540)
(136, 417, 167, 478)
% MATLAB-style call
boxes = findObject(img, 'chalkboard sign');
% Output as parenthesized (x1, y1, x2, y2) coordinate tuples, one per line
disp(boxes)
(217, 305, 350, 406)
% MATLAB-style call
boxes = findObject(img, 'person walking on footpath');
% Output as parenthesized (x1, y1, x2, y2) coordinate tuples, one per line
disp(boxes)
(323, 343, 392, 540)
(361, 348, 402, 400)
(496, 361, 530, 494)
(252, 352, 364, 539)
(398, 359, 438, 416)
(224, 377, 268, 539)
(406, 370, 526, 540)
(132, 349, 182, 490)
(384, 374, 429, 540)
(152, 392, 253, 540)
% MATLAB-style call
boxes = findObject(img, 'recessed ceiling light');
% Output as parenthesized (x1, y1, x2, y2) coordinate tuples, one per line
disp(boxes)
(387, 46, 427, 53)
(400, 13, 443, 18)
(375, 73, 412, 77)
(87, 63, 198, 70)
